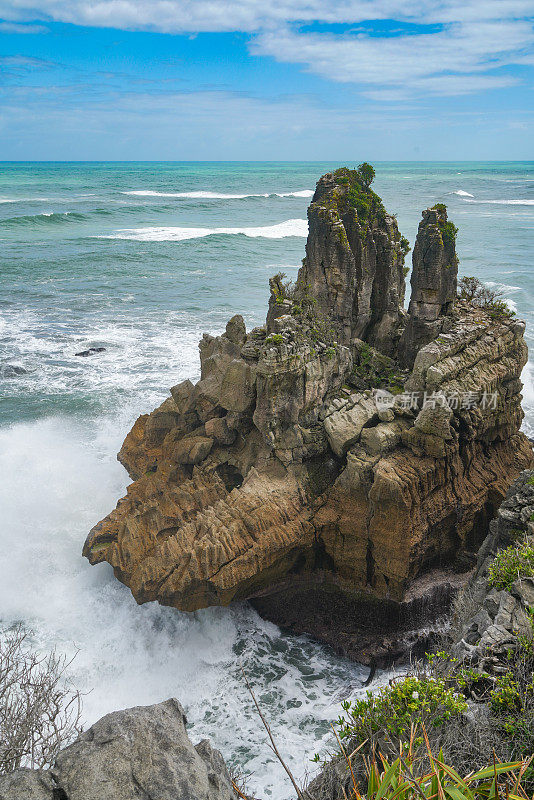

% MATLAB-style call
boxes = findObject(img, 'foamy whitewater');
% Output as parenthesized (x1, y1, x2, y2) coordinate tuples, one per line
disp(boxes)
(103, 218, 308, 241)
(1, 161, 534, 797)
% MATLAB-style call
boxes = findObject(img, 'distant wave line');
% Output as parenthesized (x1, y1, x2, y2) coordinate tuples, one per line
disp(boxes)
(120, 189, 314, 200)
(0, 197, 52, 203)
(463, 199, 534, 206)
(99, 219, 308, 241)
(0, 211, 88, 226)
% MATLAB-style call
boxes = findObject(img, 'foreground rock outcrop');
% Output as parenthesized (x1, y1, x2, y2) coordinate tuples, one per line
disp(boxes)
(84, 166, 533, 661)
(0, 700, 236, 800)
(308, 472, 534, 800)
(451, 469, 534, 666)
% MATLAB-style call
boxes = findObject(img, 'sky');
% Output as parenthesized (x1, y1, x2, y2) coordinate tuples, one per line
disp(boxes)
(0, 1, 533, 160)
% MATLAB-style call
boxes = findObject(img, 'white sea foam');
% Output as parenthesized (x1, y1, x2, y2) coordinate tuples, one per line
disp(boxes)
(464, 199, 534, 206)
(121, 189, 313, 200)
(506, 298, 519, 313)
(102, 219, 308, 241)
(122, 190, 267, 199)
(453, 190, 474, 197)
(275, 190, 314, 198)
(484, 281, 521, 293)
(0, 195, 98, 204)
(0, 196, 52, 203)
(0, 411, 367, 799)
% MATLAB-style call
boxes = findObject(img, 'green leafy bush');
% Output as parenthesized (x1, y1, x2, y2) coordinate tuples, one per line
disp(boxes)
(440, 220, 459, 249)
(265, 334, 283, 345)
(332, 165, 387, 224)
(488, 540, 534, 590)
(400, 235, 411, 256)
(351, 342, 405, 393)
(491, 674, 523, 715)
(334, 676, 467, 749)
(486, 299, 515, 320)
(357, 162, 375, 189)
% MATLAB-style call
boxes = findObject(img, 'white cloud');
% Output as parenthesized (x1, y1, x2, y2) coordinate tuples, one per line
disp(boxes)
(1, 82, 532, 159)
(0, 1, 532, 99)
(0, 21, 48, 32)
(0, 1, 532, 33)
(252, 19, 533, 97)
(363, 75, 518, 101)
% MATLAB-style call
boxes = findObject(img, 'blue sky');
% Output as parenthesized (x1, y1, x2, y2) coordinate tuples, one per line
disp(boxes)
(0, 1, 533, 159)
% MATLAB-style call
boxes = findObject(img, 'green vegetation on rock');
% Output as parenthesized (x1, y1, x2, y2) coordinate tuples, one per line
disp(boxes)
(331, 164, 387, 225)
(351, 341, 405, 393)
(431, 203, 459, 253)
(265, 334, 283, 346)
(488, 539, 534, 590)
(458, 275, 515, 320)
(332, 675, 467, 751)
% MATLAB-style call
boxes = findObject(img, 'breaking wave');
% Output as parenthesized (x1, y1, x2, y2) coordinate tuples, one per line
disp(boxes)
(464, 199, 534, 206)
(101, 219, 308, 241)
(0, 211, 88, 226)
(121, 189, 313, 200)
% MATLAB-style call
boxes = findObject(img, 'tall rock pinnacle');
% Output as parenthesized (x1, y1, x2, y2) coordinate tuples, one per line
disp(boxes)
(399, 204, 458, 367)
(296, 166, 408, 356)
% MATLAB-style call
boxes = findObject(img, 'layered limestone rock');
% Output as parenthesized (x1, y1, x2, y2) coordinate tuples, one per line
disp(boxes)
(84, 167, 533, 659)
(296, 167, 407, 355)
(399, 205, 458, 367)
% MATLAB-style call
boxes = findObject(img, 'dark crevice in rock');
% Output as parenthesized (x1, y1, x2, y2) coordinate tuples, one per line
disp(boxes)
(215, 463, 244, 492)
(366, 539, 375, 588)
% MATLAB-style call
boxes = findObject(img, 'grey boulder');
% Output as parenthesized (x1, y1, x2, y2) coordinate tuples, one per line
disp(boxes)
(0, 769, 58, 800)
(53, 698, 236, 800)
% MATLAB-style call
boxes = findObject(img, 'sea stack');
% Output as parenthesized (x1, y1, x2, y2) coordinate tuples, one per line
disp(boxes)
(399, 205, 458, 367)
(297, 167, 407, 355)
(84, 167, 533, 663)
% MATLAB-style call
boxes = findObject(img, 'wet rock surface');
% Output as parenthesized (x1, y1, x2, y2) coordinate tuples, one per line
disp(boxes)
(74, 347, 106, 357)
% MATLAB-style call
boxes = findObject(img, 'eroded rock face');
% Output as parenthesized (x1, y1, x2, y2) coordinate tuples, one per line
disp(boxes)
(0, 701, 236, 800)
(297, 168, 407, 355)
(84, 168, 533, 656)
(399, 205, 458, 367)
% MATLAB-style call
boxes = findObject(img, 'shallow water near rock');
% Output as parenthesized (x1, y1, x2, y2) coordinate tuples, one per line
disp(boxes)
(1, 161, 534, 797)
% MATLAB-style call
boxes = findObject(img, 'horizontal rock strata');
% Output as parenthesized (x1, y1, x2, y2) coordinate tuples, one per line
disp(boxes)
(84, 166, 533, 657)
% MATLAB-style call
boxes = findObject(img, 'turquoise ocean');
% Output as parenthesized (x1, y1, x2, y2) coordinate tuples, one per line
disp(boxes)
(1, 162, 534, 797)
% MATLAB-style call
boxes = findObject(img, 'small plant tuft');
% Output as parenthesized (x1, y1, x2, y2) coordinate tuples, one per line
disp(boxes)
(458, 276, 515, 320)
